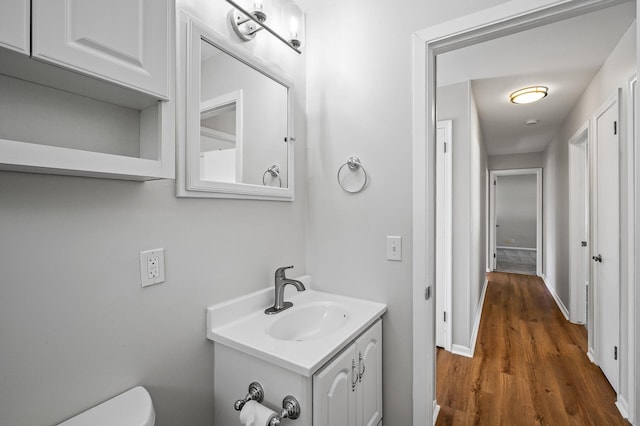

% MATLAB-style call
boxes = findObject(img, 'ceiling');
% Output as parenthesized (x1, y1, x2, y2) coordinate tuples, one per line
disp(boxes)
(436, 2, 636, 156)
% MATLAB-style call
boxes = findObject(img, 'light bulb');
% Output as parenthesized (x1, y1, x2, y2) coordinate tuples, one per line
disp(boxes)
(289, 16, 298, 38)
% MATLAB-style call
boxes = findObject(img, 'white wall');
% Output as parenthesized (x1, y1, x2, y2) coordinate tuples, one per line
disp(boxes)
(0, 1, 307, 425)
(496, 174, 537, 248)
(304, 0, 507, 421)
(488, 152, 543, 170)
(543, 19, 636, 414)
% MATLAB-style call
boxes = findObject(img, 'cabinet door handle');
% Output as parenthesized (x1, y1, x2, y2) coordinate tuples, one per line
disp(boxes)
(358, 352, 366, 382)
(351, 359, 358, 392)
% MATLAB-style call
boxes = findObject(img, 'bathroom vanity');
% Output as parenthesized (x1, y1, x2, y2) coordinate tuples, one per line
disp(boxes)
(207, 276, 386, 426)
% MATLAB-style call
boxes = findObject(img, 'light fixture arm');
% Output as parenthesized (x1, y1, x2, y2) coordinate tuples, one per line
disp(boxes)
(226, 0, 302, 54)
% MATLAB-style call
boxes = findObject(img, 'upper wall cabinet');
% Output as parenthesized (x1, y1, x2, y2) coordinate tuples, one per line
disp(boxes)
(0, 0, 29, 55)
(0, 0, 175, 181)
(32, 0, 169, 99)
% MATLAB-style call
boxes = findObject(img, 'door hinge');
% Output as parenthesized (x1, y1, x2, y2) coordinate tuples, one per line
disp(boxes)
(494, 180, 497, 186)
(444, 142, 447, 153)
(443, 311, 447, 322)
(494, 253, 496, 258)
(614, 346, 618, 360)
(614, 121, 617, 135)
(581, 241, 587, 247)
(425, 286, 432, 300)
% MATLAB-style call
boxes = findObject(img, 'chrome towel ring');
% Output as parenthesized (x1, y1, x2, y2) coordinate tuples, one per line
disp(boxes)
(263, 164, 282, 187)
(337, 156, 368, 193)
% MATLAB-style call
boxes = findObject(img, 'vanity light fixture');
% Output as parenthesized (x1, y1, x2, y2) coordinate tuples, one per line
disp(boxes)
(226, 0, 304, 54)
(509, 86, 548, 104)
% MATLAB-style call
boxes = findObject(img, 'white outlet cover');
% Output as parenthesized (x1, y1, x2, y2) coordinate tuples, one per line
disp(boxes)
(140, 248, 165, 287)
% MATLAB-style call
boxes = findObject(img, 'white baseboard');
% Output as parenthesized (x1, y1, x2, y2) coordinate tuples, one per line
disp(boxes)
(616, 395, 630, 419)
(451, 344, 473, 358)
(469, 277, 489, 355)
(587, 348, 597, 364)
(451, 278, 489, 359)
(433, 401, 440, 425)
(541, 274, 570, 320)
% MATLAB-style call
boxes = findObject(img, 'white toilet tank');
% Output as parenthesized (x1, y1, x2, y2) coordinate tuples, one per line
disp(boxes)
(58, 386, 155, 426)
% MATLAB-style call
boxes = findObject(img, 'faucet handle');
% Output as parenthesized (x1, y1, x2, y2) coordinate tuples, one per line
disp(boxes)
(275, 265, 294, 277)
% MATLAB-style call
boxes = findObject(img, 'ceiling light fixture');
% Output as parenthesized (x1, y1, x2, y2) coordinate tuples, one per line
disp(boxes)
(509, 86, 548, 104)
(525, 119, 539, 126)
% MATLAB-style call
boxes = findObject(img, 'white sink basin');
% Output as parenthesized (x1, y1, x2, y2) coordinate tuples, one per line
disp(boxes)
(267, 302, 350, 341)
(206, 275, 387, 376)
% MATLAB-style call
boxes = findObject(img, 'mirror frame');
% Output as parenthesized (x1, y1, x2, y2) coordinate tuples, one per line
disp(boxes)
(177, 15, 295, 201)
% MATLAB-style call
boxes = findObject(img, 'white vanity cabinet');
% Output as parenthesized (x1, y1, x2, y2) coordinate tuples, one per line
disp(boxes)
(0, 0, 29, 54)
(313, 320, 383, 426)
(31, 0, 170, 99)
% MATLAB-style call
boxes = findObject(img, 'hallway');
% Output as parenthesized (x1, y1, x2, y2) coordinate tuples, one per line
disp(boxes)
(436, 272, 628, 425)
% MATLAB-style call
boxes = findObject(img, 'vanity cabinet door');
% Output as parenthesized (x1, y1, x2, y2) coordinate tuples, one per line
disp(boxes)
(31, 0, 170, 99)
(356, 321, 383, 426)
(0, 0, 29, 54)
(313, 344, 358, 426)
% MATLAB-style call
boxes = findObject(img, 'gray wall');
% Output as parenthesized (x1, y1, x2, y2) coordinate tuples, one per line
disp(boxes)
(488, 152, 543, 170)
(0, 0, 307, 424)
(304, 0, 506, 421)
(436, 82, 488, 350)
(496, 174, 537, 249)
(542, 20, 636, 409)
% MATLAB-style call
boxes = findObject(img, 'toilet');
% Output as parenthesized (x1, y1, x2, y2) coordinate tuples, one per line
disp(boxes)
(57, 386, 155, 426)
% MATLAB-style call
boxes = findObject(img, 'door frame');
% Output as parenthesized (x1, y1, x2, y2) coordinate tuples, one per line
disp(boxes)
(435, 120, 452, 351)
(488, 168, 543, 276)
(568, 121, 590, 325)
(411, 0, 637, 424)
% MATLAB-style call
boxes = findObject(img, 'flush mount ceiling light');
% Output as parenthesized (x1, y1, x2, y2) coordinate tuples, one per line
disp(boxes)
(509, 86, 548, 104)
(525, 119, 540, 126)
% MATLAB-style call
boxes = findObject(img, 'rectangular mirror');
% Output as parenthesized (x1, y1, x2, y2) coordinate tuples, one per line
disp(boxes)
(177, 16, 295, 200)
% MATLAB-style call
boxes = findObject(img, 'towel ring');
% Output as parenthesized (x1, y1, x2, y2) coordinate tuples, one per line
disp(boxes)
(263, 164, 282, 187)
(337, 156, 367, 193)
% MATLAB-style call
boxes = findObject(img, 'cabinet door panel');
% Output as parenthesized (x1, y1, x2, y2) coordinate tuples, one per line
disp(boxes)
(0, 0, 29, 54)
(358, 321, 383, 426)
(313, 345, 358, 426)
(32, 0, 169, 98)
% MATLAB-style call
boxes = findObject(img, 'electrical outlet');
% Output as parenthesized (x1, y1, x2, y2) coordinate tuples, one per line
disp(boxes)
(140, 249, 165, 287)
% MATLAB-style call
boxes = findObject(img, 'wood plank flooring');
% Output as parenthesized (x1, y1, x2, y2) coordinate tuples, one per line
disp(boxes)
(436, 272, 629, 425)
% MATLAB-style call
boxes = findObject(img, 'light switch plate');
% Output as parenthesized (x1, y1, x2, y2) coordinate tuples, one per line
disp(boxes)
(387, 236, 402, 261)
(140, 248, 165, 287)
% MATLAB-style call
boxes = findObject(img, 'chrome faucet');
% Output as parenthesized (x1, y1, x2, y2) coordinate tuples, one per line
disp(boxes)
(265, 265, 306, 314)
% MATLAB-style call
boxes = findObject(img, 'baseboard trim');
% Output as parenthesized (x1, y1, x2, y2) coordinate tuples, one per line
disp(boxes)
(469, 277, 489, 355)
(433, 401, 440, 425)
(541, 274, 570, 320)
(587, 348, 597, 364)
(451, 344, 473, 358)
(616, 395, 629, 419)
(451, 278, 489, 359)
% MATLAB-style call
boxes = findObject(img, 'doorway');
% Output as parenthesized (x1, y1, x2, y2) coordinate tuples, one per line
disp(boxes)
(412, 1, 637, 424)
(569, 122, 590, 325)
(489, 169, 542, 276)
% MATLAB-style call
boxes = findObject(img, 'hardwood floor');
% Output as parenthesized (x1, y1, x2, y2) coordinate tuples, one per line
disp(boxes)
(436, 272, 629, 425)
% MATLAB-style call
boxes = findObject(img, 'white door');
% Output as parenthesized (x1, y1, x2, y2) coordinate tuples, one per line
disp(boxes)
(568, 126, 589, 324)
(357, 322, 383, 426)
(31, 0, 169, 98)
(435, 120, 452, 350)
(0, 0, 29, 54)
(592, 93, 620, 392)
(313, 344, 358, 426)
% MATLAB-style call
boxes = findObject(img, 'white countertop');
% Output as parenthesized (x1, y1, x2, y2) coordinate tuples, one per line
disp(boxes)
(206, 276, 387, 376)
